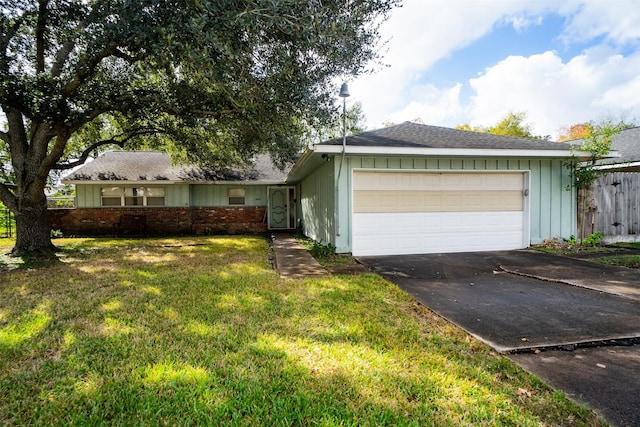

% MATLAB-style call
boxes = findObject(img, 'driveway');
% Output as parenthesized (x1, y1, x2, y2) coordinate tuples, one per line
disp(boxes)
(359, 250, 640, 427)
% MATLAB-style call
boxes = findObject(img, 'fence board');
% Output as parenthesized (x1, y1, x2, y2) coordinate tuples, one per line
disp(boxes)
(579, 172, 640, 240)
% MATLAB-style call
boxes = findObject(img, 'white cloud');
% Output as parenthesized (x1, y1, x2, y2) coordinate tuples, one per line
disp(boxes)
(560, 0, 640, 45)
(387, 83, 464, 125)
(350, 0, 640, 137)
(596, 76, 640, 110)
(468, 46, 640, 138)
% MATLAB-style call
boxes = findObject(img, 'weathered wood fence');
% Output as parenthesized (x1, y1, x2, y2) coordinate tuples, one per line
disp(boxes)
(578, 172, 640, 242)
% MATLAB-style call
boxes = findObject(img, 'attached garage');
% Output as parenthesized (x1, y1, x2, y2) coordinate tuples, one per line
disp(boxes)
(352, 170, 529, 256)
(291, 122, 585, 256)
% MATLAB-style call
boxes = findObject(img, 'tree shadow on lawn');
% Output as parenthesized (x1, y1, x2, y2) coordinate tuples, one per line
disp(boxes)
(0, 237, 606, 426)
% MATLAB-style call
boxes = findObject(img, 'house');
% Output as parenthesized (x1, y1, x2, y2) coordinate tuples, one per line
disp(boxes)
(578, 126, 640, 241)
(55, 122, 590, 255)
(53, 151, 293, 236)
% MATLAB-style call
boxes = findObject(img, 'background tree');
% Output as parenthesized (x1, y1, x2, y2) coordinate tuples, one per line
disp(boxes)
(0, 0, 399, 256)
(456, 111, 547, 139)
(557, 123, 592, 141)
(565, 117, 636, 241)
(307, 101, 367, 145)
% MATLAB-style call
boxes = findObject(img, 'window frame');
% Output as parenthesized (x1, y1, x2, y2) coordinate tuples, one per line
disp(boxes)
(228, 188, 246, 205)
(100, 186, 166, 207)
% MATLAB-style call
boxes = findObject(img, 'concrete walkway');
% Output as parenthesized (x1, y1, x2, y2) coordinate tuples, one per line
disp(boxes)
(272, 234, 328, 279)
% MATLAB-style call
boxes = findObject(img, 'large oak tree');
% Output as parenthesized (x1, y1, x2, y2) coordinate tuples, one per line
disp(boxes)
(0, 0, 399, 256)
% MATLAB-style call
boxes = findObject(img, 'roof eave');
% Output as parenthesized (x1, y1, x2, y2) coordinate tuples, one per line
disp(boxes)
(314, 145, 591, 158)
(61, 179, 287, 185)
(61, 179, 184, 185)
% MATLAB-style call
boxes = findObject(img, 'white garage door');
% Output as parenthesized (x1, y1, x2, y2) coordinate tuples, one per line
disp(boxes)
(352, 170, 527, 256)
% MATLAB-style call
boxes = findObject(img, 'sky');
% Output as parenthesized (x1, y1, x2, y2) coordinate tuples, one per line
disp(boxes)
(347, 0, 640, 139)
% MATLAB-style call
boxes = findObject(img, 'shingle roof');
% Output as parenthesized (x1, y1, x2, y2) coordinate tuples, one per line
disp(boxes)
(318, 121, 572, 151)
(594, 126, 640, 165)
(63, 151, 288, 183)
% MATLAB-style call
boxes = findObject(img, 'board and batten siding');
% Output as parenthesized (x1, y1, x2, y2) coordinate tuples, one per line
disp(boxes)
(299, 160, 336, 248)
(190, 185, 267, 207)
(75, 184, 189, 208)
(328, 156, 575, 253)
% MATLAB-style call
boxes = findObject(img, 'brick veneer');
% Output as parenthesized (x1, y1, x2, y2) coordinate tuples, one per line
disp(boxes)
(48, 207, 268, 236)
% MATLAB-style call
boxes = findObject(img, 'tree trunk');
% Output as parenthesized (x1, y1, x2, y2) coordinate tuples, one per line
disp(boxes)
(11, 192, 57, 257)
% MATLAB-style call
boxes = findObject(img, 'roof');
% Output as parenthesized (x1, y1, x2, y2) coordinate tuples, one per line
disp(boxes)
(288, 122, 590, 182)
(62, 151, 289, 184)
(592, 126, 640, 171)
(318, 121, 573, 151)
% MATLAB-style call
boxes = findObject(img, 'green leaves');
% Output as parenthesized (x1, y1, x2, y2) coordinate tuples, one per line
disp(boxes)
(571, 118, 635, 190)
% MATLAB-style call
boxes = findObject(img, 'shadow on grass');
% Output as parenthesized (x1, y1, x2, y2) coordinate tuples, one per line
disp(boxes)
(0, 236, 607, 426)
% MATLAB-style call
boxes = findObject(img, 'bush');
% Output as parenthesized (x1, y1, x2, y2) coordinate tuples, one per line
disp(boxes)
(583, 231, 603, 247)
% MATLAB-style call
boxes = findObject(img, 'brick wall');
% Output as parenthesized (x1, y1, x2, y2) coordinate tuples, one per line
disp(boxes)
(48, 207, 268, 236)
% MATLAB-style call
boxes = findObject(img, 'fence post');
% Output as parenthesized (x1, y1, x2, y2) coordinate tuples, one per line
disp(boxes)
(2, 207, 13, 238)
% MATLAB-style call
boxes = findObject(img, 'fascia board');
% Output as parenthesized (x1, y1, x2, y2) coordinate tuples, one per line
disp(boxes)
(592, 160, 640, 171)
(62, 179, 284, 185)
(185, 181, 286, 185)
(313, 145, 592, 158)
(285, 149, 315, 182)
(61, 180, 184, 185)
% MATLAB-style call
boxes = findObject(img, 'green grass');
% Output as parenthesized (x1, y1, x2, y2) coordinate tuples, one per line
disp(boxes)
(590, 254, 640, 268)
(0, 236, 607, 426)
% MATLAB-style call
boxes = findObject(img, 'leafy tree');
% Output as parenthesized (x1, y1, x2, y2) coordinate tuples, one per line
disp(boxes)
(0, 0, 399, 256)
(456, 111, 547, 139)
(565, 118, 636, 241)
(308, 101, 367, 144)
(570, 118, 636, 189)
(557, 123, 592, 141)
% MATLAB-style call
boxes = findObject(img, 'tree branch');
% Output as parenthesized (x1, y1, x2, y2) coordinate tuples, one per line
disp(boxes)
(0, 130, 9, 145)
(52, 129, 161, 170)
(36, 0, 50, 74)
(0, 182, 17, 212)
(51, 40, 76, 77)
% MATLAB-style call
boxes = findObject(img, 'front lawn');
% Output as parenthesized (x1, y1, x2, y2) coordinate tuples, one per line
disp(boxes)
(1, 237, 605, 425)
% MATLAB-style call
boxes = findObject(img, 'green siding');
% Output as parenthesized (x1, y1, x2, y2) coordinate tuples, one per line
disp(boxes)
(299, 160, 335, 247)
(190, 185, 267, 207)
(75, 184, 189, 208)
(168, 184, 190, 207)
(308, 155, 576, 253)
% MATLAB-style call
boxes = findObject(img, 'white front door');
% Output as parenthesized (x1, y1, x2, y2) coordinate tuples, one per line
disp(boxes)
(268, 187, 296, 230)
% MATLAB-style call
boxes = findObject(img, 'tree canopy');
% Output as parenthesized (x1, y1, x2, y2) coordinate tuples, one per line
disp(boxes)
(456, 111, 547, 139)
(557, 123, 592, 142)
(0, 0, 400, 255)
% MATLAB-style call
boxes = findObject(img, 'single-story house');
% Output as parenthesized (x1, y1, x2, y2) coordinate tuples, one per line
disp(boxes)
(577, 126, 640, 241)
(55, 122, 592, 256)
(54, 151, 292, 236)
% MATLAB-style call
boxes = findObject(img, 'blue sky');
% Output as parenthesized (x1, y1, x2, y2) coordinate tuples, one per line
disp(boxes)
(349, 0, 640, 139)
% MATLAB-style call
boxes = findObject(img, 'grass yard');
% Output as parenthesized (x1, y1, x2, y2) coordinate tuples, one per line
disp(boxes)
(0, 236, 606, 426)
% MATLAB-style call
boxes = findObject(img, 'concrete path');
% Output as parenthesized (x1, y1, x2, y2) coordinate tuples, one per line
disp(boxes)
(271, 234, 328, 279)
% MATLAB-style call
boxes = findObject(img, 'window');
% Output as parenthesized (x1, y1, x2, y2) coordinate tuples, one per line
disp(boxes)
(146, 187, 166, 206)
(124, 187, 144, 206)
(101, 187, 165, 207)
(101, 187, 123, 206)
(228, 188, 246, 205)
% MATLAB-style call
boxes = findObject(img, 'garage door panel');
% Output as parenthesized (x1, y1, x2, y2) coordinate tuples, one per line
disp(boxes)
(354, 190, 523, 213)
(353, 211, 525, 256)
(352, 170, 527, 256)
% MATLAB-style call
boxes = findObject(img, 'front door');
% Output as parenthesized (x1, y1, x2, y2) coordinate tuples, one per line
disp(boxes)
(268, 187, 296, 230)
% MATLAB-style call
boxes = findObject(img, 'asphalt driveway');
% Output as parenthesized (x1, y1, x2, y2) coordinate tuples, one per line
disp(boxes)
(359, 250, 640, 426)
(359, 250, 640, 353)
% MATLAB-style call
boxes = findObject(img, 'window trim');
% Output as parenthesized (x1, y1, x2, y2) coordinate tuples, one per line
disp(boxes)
(228, 188, 246, 205)
(101, 186, 166, 207)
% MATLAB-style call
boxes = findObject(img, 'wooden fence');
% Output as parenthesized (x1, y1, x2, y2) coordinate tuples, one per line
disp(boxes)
(578, 172, 640, 242)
